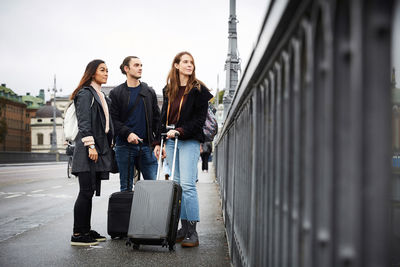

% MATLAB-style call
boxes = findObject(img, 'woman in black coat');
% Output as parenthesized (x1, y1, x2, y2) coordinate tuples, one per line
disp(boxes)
(69, 59, 114, 246)
(154, 51, 213, 248)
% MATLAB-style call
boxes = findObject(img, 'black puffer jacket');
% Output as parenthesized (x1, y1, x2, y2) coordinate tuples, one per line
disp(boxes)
(109, 81, 160, 146)
(71, 87, 114, 175)
(156, 84, 213, 143)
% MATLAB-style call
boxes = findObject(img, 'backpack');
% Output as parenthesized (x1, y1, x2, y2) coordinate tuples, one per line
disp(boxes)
(203, 104, 218, 142)
(63, 97, 94, 141)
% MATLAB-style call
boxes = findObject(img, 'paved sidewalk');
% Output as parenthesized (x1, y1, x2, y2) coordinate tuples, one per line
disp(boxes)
(0, 162, 230, 267)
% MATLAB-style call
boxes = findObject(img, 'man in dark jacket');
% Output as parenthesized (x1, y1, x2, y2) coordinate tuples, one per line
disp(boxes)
(110, 56, 160, 191)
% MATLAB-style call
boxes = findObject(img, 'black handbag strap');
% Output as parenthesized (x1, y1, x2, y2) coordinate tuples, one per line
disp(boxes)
(135, 140, 143, 182)
(90, 160, 101, 196)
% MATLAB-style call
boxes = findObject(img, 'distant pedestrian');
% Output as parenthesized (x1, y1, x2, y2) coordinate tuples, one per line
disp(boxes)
(200, 142, 212, 172)
(109, 56, 160, 191)
(154, 51, 213, 247)
(70, 59, 114, 246)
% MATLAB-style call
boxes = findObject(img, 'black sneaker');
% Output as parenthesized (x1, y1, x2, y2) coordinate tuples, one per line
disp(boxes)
(89, 230, 106, 242)
(176, 219, 188, 243)
(181, 221, 199, 247)
(71, 233, 99, 246)
(176, 228, 186, 243)
(181, 231, 199, 247)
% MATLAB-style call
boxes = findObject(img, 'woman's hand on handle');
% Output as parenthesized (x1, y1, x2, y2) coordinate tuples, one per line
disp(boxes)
(88, 147, 98, 163)
(166, 130, 179, 139)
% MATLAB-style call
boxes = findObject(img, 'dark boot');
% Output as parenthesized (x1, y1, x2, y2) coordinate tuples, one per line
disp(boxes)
(181, 221, 199, 247)
(176, 219, 188, 242)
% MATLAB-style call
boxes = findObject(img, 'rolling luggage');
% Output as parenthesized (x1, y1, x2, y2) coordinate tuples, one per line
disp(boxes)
(126, 134, 182, 251)
(107, 143, 141, 239)
(107, 190, 134, 239)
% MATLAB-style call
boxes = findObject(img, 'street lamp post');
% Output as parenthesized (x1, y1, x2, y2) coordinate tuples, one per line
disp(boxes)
(222, 0, 241, 120)
(48, 75, 61, 153)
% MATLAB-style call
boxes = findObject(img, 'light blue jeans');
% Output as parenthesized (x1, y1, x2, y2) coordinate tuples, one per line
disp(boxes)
(165, 138, 200, 222)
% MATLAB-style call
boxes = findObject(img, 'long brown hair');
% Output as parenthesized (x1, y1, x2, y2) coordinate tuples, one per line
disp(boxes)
(70, 59, 105, 100)
(166, 51, 204, 100)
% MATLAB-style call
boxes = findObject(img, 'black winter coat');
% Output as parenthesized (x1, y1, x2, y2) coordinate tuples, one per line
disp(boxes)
(71, 87, 114, 176)
(157, 84, 213, 143)
(109, 82, 160, 146)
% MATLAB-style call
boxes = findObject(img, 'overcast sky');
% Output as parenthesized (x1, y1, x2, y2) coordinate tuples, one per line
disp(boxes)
(0, 0, 269, 99)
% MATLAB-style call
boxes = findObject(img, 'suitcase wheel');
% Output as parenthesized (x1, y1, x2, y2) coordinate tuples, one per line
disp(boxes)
(126, 239, 140, 250)
(168, 244, 175, 251)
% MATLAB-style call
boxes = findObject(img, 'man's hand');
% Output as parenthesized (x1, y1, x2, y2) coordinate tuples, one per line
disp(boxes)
(127, 133, 142, 144)
(154, 145, 166, 160)
(88, 147, 98, 162)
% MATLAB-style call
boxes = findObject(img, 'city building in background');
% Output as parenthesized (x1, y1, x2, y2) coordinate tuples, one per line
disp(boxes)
(0, 84, 30, 151)
(22, 89, 46, 150)
(31, 105, 64, 152)
(47, 95, 70, 116)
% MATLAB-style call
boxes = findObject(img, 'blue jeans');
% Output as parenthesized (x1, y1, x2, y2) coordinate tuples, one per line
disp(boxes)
(165, 139, 200, 222)
(115, 144, 157, 191)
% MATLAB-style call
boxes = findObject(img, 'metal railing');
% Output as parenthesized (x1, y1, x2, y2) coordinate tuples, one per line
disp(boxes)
(214, 0, 394, 266)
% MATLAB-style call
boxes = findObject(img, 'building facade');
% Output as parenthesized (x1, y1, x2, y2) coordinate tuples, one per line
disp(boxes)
(31, 105, 64, 152)
(22, 89, 46, 151)
(46, 95, 70, 115)
(0, 84, 30, 151)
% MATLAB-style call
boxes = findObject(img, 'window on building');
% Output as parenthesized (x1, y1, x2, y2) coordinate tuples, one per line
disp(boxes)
(37, 133, 43, 145)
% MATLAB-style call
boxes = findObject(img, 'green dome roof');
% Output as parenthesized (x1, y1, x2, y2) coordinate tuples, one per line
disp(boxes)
(22, 94, 45, 109)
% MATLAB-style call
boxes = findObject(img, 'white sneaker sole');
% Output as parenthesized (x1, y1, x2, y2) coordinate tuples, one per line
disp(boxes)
(70, 241, 99, 246)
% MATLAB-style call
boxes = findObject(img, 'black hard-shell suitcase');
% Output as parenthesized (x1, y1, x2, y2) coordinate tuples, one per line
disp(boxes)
(107, 143, 141, 239)
(107, 191, 134, 238)
(126, 134, 182, 251)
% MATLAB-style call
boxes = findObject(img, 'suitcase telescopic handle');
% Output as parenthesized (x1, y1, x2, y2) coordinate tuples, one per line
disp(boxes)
(156, 133, 167, 180)
(170, 133, 179, 180)
(155, 132, 179, 181)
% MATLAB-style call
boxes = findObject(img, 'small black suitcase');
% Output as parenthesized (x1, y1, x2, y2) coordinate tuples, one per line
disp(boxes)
(107, 191, 134, 238)
(127, 135, 182, 251)
(107, 143, 142, 239)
